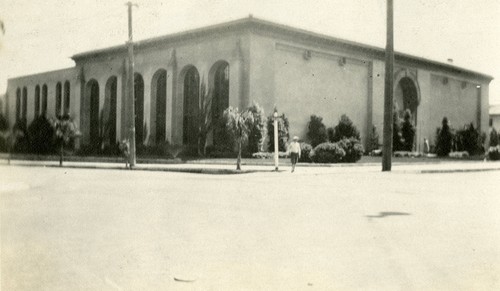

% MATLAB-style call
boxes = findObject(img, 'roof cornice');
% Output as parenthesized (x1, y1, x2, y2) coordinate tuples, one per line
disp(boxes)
(71, 16, 493, 82)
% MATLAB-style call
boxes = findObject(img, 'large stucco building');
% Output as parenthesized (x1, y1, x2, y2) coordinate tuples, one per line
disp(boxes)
(4, 16, 493, 152)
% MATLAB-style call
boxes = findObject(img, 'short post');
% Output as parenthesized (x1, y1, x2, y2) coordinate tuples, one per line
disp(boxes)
(273, 109, 279, 171)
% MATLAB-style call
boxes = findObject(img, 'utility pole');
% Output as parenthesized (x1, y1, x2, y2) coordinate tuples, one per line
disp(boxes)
(126, 2, 138, 167)
(382, 0, 394, 171)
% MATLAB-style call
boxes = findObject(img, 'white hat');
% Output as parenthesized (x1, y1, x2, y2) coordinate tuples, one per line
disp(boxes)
(293, 136, 299, 141)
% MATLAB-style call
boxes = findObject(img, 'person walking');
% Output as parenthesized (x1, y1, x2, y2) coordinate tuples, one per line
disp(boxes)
(287, 136, 301, 172)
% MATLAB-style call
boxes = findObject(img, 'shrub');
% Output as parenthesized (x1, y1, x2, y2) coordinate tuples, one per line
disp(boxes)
(246, 102, 267, 154)
(267, 112, 289, 152)
(299, 142, 313, 162)
(455, 123, 484, 155)
(436, 117, 453, 157)
(137, 141, 175, 158)
(310, 142, 345, 163)
(206, 144, 236, 158)
(393, 112, 404, 151)
(330, 114, 360, 142)
(0, 114, 8, 131)
(368, 125, 380, 152)
(252, 151, 288, 159)
(337, 137, 364, 163)
(401, 110, 415, 151)
(307, 115, 328, 147)
(488, 145, 500, 161)
(490, 128, 499, 147)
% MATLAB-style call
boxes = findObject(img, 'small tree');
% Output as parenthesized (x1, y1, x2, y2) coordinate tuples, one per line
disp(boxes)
(267, 112, 289, 152)
(490, 127, 499, 147)
(369, 125, 380, 152)
(247, 101, 267, 154)
(224, 107, 254, 170)
(401, 109, 416, 151)
(198, 83, 213, 156)
(54, 114, 79, 166)
(330, 114, 360, 142)
(436, 117, 453, 156)
(392, 112, 404, 152)
(307, 115, 328, 148)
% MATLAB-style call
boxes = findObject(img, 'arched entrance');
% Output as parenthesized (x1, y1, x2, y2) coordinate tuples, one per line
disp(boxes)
(134, 73, 145, 145)
(86, 79, 100, 147)
(395, 77, 419, 125)
(151, 69, 167, 144)
(104, 76, 117, 145)
(182, 66, 200, 146)
(210, 61, 230, 147)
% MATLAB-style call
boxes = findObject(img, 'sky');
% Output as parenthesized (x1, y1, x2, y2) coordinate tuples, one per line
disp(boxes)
(1, 0, 499, 104)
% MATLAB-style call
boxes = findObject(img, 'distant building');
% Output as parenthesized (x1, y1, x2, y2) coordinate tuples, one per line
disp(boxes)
(490, 105, 500, 131)
(4, 17, 493, 152)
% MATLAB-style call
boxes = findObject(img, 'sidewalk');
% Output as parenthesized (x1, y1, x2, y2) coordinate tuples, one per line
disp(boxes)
(1, 154, 500, 174)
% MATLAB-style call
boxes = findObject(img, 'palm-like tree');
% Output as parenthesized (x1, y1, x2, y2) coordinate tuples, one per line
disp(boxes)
(223, 107, 254, 170)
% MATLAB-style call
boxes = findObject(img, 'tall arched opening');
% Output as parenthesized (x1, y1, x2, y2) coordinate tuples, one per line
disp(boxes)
(182, 66, 200, 146)
(86, 79, 100, 147)
(395, 77, 419, 125)
(16, 88, 21, 121)
(42, 84, 48, 116)
(134, 73, 145, 145)
(210, 61, 230, 147)
(64, 81, 70, 115)
(22, 87, 28, 121)
(151, 69, 167, 144)
(104, 76, 118, 145)
(34, 85, 40, 118)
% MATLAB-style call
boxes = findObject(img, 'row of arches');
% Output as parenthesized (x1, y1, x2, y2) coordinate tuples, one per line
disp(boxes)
(84, 61, 230, 148)
(15, 81, 71, 123)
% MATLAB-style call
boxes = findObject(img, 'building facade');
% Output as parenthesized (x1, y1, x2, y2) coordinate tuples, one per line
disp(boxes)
(5, 17, 493, 152)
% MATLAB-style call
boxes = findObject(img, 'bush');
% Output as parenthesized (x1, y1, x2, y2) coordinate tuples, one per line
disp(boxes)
(247, 102, 267, 154)
(137, 141, 175, 158)
(12, 119, 30, 153)
(299, 142, 313, 162)
(436, 117, 453, 157)
(252, 151, 288, 159)
(337, 137, 364, 163)
(401, 110, 415, 151)
(368, 125, 380, 153)
(0, 114, 8, 131)
(206, 144, 236, 158)
(393, 112, 404, 151)
(490, 128, 499, 147)
(267, 112, 289, 152)
(310, 142, 345, 163)
(307, 115, 328, 147)
(455, 123, 484, 155)
(330, 114, 360, 142)
(488, 146, 500, 161)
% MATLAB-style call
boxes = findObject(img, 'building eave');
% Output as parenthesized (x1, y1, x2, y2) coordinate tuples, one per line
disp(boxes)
(71, 16, 493, 83)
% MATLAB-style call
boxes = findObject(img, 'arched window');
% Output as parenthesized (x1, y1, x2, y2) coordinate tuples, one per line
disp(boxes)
(151, 69, 167, 144)
(86, 80, 100, 147)
(22, 87, 28, 121)
(182, 66, 200, 146)
(56, 82, 62, 117)
(210, 62, 230, 146)
(16, 88, 21, 121)
(34, 85, 41, 118)
(134, 73, 145, 145)
(42, 84, 48, 116)
(104, 77, 117, 145)
(64, 81, 70, 115)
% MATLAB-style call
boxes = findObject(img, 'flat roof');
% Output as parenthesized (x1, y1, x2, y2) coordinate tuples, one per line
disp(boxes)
(71, 16, 492, 82)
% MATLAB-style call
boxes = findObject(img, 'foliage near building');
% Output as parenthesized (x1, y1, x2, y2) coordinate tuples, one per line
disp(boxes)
(435, 117, 453, 156)
(307, 115, 328, 148)
(329, 114, 360, 142)
(267, 111, 289, 152)
(246, 102, 267, 154)
(401, 110, 416, 151)
(224, 106, 254, 170)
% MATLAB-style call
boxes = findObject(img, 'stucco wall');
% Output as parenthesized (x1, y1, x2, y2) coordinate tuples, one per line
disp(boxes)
(6, 68, 78, 129)
(428, 74, 480, 145)
(272, 42, 370, 147)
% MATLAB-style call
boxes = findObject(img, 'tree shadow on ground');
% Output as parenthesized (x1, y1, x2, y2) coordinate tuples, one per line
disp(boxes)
(365, 211, 411, 219)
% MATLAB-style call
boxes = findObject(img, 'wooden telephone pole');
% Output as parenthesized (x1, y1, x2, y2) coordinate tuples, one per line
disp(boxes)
(126, 2, 138, 167)
(382, 0, 394, 171)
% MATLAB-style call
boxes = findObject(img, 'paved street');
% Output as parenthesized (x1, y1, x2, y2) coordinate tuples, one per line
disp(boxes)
(1, 165, 499, 290)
